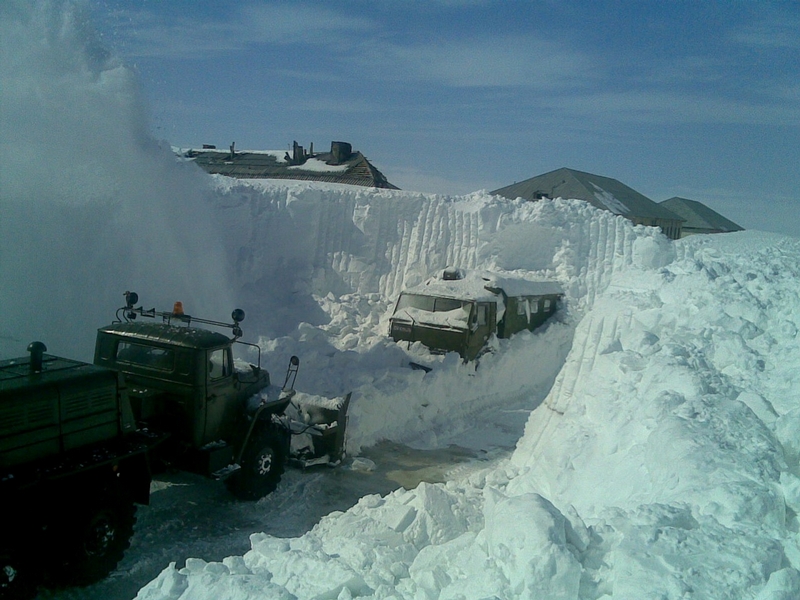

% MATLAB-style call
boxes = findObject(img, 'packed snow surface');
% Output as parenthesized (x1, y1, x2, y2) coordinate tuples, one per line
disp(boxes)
(134, 177, 800, 600)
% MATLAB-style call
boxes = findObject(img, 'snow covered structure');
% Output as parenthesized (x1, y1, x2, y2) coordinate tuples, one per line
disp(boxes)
(660, 196, 744, 237)
(389, 267, 562, 360)
(493, 167, 685, 240)
(180, 141, 398, 189)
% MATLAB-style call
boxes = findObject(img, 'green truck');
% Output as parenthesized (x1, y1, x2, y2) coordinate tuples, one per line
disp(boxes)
(1, 292, 349, 597)
(389, 268, 562, 361)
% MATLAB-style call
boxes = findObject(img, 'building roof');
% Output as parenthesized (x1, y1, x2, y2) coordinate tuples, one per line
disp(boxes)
(659, 197, 744, 233)
(492, 167, 683, 222)
(179, 141, 398, 189)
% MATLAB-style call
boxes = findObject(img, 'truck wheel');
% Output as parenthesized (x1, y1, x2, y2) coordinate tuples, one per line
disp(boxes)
(228, 427, 286, 500)
(54, 483, 136, 586)
(1, 558, 37, 600)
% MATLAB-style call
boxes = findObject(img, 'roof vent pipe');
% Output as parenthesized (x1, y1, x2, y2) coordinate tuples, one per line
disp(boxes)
(27, 341, 47, 374)
(442, 267, 464, 281)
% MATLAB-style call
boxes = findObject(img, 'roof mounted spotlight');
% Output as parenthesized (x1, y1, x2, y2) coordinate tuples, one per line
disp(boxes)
(124, 291, 139, 320)
(231, 309, 245, 338)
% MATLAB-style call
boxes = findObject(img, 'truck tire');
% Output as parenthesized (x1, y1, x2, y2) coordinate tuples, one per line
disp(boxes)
(1, 558, 36, 600)
(227, 426, 287, 500)
(54, 482, 136, 586)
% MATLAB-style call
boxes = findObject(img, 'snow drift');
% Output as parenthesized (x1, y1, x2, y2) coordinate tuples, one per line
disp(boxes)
(136, 178, 800, 600)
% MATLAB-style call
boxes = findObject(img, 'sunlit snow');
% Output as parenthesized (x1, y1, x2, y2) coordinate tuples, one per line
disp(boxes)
(3, 3, 800, 600)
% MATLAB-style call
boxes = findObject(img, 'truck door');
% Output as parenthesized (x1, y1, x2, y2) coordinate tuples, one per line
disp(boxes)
(465, 302, 494, 360)
(204, 347, 235, 443)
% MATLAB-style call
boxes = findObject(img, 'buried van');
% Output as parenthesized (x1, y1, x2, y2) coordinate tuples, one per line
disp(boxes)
(389, 267, 562, 361)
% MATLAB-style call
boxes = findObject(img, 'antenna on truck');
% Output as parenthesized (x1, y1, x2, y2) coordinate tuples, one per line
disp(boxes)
(116, 291, 246, 339)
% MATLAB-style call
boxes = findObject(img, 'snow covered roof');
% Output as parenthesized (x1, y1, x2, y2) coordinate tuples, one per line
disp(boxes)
(178, 141, 398, 189)
(406, 268, 562, 302)
(660, 197, 744, 235)
(492, 167, 684, 224)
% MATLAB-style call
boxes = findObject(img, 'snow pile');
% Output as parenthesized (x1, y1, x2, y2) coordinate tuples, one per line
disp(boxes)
(137, 177, 800, 599)
(208, 178, 624, 452)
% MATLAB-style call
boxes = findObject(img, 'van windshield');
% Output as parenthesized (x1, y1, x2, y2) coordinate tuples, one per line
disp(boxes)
(393, 294, 472, 328)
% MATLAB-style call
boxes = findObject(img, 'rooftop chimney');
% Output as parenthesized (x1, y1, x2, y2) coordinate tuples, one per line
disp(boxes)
(330, 141, 352, 165)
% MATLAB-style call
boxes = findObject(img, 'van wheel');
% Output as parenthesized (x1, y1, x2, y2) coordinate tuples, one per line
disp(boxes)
(228, 427, 286, 500)
(53, 483, 136, 586)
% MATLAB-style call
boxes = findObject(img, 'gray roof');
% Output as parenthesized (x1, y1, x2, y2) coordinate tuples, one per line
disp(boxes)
(659, 197, 743, 233)
(492, 167, 683, 222)
(180, 141, 398, 189)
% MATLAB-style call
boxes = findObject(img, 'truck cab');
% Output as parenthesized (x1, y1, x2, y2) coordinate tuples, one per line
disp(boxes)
(390, 293, 497, 361)
(94, 322, 270, 450)
(89, 293, 298, 493)
(389, 268, 562, 361)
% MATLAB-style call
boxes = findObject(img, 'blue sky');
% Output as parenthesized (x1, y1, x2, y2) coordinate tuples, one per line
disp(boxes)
(91, 1, 800, 237)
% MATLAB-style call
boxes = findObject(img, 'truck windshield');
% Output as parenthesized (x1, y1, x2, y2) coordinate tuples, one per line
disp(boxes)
(396, 294, 467, 313)
(393, 294, 473, 329)
(116, 342, 175, 372)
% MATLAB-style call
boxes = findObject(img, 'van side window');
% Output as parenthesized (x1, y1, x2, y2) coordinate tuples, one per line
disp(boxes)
(477, 304, 488, 326)
(208, 349, 230, 380)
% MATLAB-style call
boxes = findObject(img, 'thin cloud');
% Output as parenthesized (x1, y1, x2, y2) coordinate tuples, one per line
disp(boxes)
(356, 37, 595, 89)
(730, 14, 800, 50)
(540, 89, 800, 127)
(100, 4, 373, 59)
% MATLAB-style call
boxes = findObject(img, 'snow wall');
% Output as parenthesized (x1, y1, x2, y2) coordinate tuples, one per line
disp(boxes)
(139, 177, 800, 600)
(208, 178, 662, 455)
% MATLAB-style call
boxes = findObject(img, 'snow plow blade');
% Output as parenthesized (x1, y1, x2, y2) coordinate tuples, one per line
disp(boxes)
(288, 392, 352, 468)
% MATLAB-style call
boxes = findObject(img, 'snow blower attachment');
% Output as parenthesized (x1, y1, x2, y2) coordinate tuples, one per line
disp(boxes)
(286, 392, 352, 468)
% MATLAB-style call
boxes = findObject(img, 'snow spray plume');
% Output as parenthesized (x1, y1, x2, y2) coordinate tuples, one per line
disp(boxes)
(0, 0, 233, 360)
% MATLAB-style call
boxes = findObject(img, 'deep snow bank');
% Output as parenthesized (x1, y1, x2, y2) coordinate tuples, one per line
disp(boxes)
(140, 178, 800, 599)
(209, 178, 662, 453)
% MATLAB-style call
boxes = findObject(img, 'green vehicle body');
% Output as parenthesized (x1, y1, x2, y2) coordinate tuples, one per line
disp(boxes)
(389, 268, 562, 361)
(1, 345, 156, 595)
(93, 321, 283, 475)
(0, 294, 329, 595)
